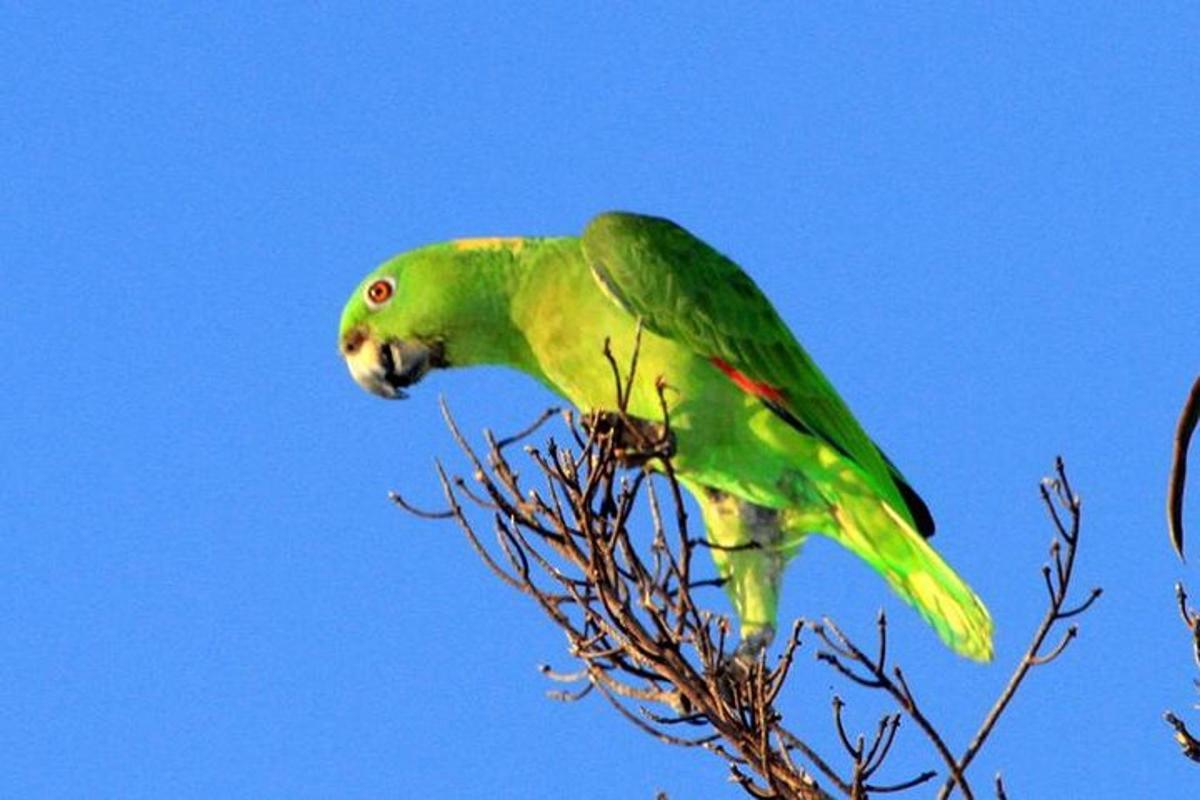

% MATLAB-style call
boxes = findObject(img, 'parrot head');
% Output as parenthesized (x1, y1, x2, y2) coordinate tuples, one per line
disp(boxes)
(338, 251, 448, 400)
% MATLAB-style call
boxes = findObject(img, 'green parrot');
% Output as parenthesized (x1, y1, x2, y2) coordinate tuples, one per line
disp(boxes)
(339, 212, 993, 661)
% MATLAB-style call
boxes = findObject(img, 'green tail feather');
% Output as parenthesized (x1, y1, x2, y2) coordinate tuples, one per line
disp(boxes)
(819, 496, 994, 662)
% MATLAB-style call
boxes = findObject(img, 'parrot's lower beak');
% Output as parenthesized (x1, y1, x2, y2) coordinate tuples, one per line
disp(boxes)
(340, 327, 441, 400)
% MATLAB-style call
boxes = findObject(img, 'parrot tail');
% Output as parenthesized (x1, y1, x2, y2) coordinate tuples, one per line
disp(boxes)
(817, 495, 994, 662)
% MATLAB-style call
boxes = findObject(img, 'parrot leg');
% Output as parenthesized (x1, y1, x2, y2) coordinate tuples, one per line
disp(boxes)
(695, 487, 807, 669)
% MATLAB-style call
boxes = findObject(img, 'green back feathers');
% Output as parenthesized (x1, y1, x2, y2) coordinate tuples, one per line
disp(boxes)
(581, 211, 925, 533)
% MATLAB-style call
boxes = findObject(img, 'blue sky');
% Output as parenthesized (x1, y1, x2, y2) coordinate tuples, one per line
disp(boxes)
(3, 4, 1198, 797)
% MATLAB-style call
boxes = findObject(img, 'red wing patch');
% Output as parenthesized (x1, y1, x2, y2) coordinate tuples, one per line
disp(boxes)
(710, 357, 787, 405)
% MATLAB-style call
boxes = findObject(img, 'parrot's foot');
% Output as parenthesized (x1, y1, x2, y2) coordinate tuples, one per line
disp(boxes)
(718, 625, 776, 683)
(584, 410, 674, 467)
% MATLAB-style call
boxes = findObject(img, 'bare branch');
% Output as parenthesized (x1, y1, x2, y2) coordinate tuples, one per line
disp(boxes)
(388, 350, 1098, 798)
(1166, 582, 1200, 763)
(1176, 583, 1200, 670)
(386, 489, 454, 519)
(934, 457, 1100, 799)
(1165, 711, 1200, 763)
(805, 459, 1101, 800)
(865, 771, 936, 794)
(494, 406, 562, 450)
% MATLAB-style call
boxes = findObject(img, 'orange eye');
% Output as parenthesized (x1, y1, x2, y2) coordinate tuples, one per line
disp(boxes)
(365, 278, 394, 308)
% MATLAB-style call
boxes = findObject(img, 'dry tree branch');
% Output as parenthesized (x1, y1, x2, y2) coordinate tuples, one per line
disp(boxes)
(809, 458, 1101, 800)
(1165, 583, 1200, 763)
(392, 391, 849, 795)
(1174, 583, 1200, 670)
(390, 347, 1099, 798)
(1165, 711, 1200, 764)
(813, 615, 969, 798)
(935, 458, 1100, 798)
(1164, 378, 1200, 764)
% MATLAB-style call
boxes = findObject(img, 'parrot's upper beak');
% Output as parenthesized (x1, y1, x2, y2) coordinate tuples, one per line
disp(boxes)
(340, 327, 441, 400)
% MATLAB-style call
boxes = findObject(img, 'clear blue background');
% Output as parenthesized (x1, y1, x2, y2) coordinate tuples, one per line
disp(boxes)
(3, 4, 1198, 797)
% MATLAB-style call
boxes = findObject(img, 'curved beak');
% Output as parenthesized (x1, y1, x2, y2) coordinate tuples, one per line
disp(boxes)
(340, 326, 440, 400)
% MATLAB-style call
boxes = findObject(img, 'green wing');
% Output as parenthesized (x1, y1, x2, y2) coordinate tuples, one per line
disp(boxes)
(581, 211, 930, 533)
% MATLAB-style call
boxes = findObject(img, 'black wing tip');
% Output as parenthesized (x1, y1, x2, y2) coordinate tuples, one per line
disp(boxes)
(876, 446, 935, 539)
(895, 476, 936, 539)
(762, 399, 936, 538)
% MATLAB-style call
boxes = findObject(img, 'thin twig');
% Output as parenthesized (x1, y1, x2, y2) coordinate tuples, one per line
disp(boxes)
(495, 406, 562, 450)
(387, 489, 455, 519)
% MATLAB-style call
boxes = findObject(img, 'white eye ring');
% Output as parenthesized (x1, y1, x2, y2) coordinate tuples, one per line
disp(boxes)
(364, 276, 396, 310)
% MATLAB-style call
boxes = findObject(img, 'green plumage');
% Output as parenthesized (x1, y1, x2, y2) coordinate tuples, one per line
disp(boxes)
(339, 213, 994, 661)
